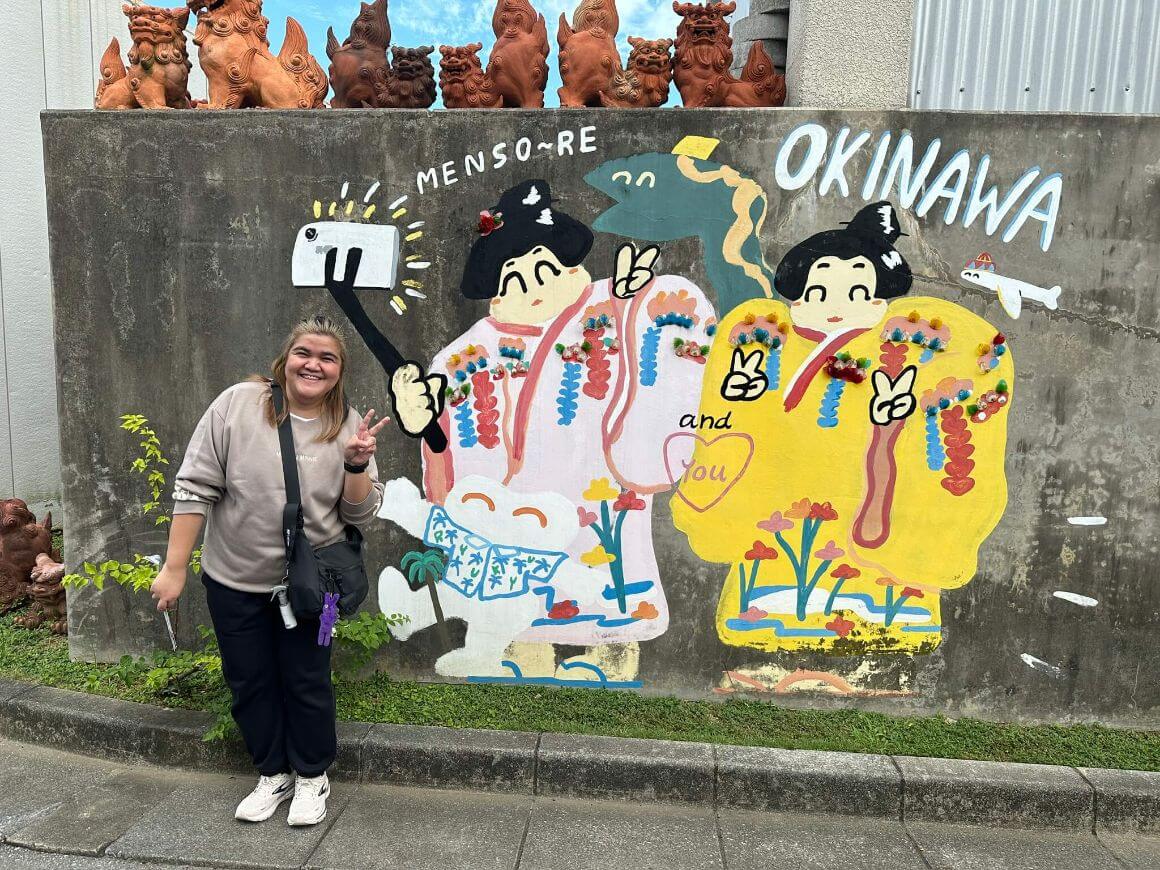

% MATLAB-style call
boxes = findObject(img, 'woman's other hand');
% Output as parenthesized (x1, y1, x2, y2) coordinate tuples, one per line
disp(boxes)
(151, 563, 188, 612)
(344, 409, 390, 466)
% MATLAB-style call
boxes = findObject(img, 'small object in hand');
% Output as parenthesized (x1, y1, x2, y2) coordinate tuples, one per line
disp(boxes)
(318, 592, 340, 647)
(162, 610, 178, 652)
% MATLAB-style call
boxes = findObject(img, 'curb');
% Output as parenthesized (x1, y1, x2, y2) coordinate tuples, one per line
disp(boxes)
(0, 677, 1156, 833)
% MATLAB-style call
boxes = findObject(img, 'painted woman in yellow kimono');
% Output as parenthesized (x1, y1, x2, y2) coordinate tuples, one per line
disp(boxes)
(672, 202, 1014, 655)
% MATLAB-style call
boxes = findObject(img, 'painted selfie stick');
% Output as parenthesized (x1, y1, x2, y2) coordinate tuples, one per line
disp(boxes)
(290, 224, 448, 453)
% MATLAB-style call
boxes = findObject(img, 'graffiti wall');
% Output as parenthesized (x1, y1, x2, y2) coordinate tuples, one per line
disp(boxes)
(45, 109, 1160, 727)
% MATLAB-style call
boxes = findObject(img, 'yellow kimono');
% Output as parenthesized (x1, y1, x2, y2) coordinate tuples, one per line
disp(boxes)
(672, 296, 1014, 655)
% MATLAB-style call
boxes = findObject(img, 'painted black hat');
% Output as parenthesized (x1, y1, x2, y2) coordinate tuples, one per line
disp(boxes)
(459, 180, 594, 300)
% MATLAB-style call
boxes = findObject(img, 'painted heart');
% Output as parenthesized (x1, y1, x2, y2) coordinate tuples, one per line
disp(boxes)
(663, 432, 755, 513)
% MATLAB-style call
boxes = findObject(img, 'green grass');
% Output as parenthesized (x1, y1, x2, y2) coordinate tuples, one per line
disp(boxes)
(1, 610, 1157, 771)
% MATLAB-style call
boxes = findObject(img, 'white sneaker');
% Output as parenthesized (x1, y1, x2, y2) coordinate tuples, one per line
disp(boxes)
(235, 773, 296, 822)
(287, 773, 330, 827)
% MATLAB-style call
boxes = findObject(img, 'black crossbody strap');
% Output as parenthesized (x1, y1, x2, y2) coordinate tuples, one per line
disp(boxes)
(270, 383, 304, 557)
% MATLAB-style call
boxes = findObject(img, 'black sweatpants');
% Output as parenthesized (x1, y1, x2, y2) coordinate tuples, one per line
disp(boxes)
(203, 575, 336, 777)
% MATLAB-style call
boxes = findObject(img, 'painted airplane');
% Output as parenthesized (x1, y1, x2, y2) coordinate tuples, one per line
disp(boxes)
(959, 252, 1062, 319)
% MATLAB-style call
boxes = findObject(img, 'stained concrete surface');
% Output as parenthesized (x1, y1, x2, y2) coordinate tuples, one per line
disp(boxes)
(41, 109, 1160, 728)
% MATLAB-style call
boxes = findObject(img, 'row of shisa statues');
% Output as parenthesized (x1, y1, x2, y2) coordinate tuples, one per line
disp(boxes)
(95, 0, 785, 111)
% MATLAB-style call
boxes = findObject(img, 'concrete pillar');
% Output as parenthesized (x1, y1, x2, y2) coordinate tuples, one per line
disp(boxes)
(730, 0, 790, 78)
(784, 0, 916, 109)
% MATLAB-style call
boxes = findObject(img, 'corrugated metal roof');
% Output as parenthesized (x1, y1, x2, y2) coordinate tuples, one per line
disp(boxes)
(910, 0, 1160, 113)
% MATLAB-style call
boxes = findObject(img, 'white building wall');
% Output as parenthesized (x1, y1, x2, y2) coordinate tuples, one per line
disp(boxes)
(0, 1, 205, 519)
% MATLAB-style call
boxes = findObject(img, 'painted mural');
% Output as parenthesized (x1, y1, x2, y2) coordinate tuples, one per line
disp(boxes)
(671, 203, 1014, 656)
(375, 179, 716, 683)
(286, 121, 1057, 691)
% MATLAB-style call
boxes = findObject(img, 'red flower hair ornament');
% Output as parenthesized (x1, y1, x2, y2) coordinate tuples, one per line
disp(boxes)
(478, 209, 504, 236)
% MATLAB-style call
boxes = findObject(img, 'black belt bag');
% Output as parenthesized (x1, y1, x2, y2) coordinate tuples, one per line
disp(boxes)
(272, 383, 369, 619)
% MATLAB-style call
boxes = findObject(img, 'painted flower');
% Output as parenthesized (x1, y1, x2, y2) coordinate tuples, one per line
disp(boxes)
(580, 545, 616, 567)
(785, 498, 812, 519)
(477, 209, 503, 236)
(809, 501, 839, 521)
(825, 615, 855, 638)
(738, 606, 769, 623)
(745, 541, 778, 562)
(632, 602, 659, 620)
(757, 511, 794, 534)
(814, 540, 845, 560)
(875, 576, 898, 587)
(613, 490, 646, 512)
(577, 507, 598, 528)
(901, 586, 925, 599)
(548, 600, 580, 620)
(583, 478, 619, 502)
(830, 563, 861, 581)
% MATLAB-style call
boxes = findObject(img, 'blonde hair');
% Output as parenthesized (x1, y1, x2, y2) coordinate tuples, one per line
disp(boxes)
(251, 314, 350, 443)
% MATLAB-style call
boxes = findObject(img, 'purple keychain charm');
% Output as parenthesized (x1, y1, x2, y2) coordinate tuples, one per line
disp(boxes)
(318, 592, 340, 647)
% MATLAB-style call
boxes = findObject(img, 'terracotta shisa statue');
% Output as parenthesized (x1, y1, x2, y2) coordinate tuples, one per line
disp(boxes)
(0, 500, 62, 623)
(326, 0, 391, 108)
(186, 0, 328, 108)
(14, 555, 67, 636)
(375, 47, 437, 109)
(557, 0, 622, 108)
(672, 1, 785, 107)
(487, 0, 550, 107)
(439, 44, 504, 109)
(95, 4, 193, 109)
(600, 37, 673, 107)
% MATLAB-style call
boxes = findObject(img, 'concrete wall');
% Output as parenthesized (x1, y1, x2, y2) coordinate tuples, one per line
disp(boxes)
(0, 2, 206, 518)
(44, 109, 1159, 729)
(786, 0, 914, 108)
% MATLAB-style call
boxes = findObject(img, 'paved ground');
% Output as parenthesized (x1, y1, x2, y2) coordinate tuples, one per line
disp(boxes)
(0, 738, 1155, 869)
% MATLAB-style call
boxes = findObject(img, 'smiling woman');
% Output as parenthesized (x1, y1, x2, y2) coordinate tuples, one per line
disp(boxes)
(148, 313, 386, 828)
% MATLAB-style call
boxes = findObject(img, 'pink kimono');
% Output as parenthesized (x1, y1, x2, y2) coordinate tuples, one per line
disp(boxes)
(421, 274, 715, 644)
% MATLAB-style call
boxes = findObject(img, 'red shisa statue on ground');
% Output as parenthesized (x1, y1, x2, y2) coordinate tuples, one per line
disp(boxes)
(95, 4, 194, 109)
(186, 0, 328, 108)
(439, 44, 504, 109)
(600, 37, 673, 108)
(328, 0, 436, 109)
(0, 500, 66, 635)
(487, 0, 550, 107)
(672, 1, 785, 107)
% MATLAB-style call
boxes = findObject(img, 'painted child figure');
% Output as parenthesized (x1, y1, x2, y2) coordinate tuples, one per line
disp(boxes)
(673, 202, 1014, 657)
(377, 179, 715, 681)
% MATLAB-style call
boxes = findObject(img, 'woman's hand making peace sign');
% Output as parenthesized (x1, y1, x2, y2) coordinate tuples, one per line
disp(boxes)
(344, 409, 390, 467)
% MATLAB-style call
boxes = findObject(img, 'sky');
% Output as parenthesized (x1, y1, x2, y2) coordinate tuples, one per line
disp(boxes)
(260, 0, 751, 106)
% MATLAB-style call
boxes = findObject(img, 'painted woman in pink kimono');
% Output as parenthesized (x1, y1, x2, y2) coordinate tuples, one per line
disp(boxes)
(378, 179, 716, 681)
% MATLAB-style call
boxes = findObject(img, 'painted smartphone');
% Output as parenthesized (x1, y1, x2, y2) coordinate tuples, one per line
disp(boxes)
(291, 221, 401, 290)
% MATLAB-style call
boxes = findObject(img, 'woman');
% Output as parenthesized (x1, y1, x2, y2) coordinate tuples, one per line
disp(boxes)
(376, 179, 715, 683)
(675, 201, 1014, 658)
(150, 314, 386, 826)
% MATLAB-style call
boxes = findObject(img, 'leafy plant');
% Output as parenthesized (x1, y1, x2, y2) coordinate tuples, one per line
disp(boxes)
(63, 414, 201, 593)
(333, 611, 408, 678)
(121, 414, 170, 525)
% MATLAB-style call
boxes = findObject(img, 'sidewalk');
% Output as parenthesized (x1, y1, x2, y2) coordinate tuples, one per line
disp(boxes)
(0, 736, 1156, 870)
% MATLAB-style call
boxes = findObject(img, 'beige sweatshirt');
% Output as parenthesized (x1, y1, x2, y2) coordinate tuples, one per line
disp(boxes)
(172, 381, 385, 593)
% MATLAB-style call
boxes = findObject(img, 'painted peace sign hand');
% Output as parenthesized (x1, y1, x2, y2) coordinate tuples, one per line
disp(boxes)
(389, 362, 448, 438)
(870, 366, 918, 426)
(612, 242, 661, 300)
(720, 347, 768, 402)
(344, 408, 391, 465)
